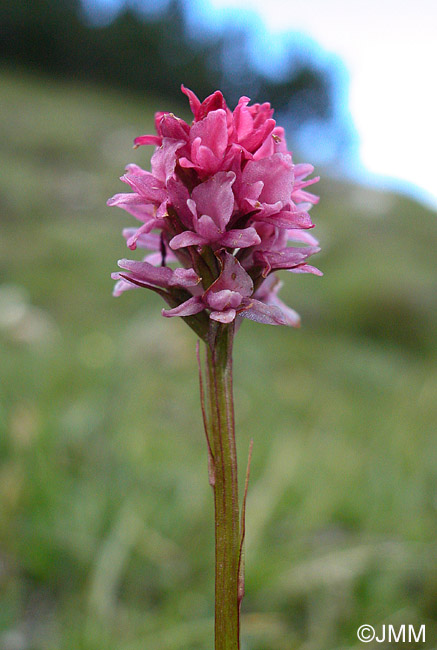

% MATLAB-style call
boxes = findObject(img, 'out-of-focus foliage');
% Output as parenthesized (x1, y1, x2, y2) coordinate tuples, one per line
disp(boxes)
(0, 0, 333, 125)
(0, 69, 436, 650)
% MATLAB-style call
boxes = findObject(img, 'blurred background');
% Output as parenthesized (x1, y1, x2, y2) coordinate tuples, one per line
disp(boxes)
(0, 1, 436, 649)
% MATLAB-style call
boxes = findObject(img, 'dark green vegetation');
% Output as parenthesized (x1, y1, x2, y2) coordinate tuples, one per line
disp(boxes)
(0, 0, 333, 124)
(0, 69, 436, 649)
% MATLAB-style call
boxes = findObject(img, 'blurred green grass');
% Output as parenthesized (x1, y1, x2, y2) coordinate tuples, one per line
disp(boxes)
(0, 67, 436, 650)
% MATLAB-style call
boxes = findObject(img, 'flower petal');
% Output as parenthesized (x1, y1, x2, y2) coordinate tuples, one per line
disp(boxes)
(291, 188, 320, 205)
(117, 259, 173, 287)
(133, 135, 162, 147)
(196, 215, 222, 241)
(107, 193, 156, 222)
(287, 264, 323, 276)
(207, 251, 253, 297)
(294, 163, 314, 179)
(254, 210, 314, 230)
(254, 245, 320, 275)
(219, 227, 261, 249)
(167, 178, 193, 228)
(144, 250, 177, 265)
(112, 276, 137, 297)
(192, 171, 235, 231)
(197, 90, 227, 120)
(254, 276, 301, 327)
(210, 308, 237, 323)
(126, 220, 158, 250)
(287, 230, 319, 246)
(121, 171, 166, 204)
(206, 289, 242, 311)
(170, 268, 201, 288)
(151, 138, 186, 183)
(181, 85, 201, 119)
(169, 232, 206, 250)
(158, 114, 190, 140)
(122, 229, 160, 249)
(162, 296, 205, 318)
(241, 153, 293, 206)
(189, 109, 228, 173)
(239, 299, 290, 325)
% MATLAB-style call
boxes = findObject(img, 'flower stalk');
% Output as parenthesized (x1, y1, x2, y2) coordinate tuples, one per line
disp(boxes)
(199, 324, 241, 648)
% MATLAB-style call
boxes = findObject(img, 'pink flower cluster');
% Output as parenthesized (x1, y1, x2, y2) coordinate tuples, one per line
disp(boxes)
(109, 86, 321, 333)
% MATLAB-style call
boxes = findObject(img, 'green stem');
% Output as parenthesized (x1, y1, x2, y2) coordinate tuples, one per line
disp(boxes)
(203, 324, 240, 650)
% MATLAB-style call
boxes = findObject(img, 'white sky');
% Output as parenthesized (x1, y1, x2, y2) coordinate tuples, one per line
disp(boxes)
(210, 0, 437, 207)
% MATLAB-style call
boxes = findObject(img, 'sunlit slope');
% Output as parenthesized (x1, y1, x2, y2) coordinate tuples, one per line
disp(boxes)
(0, 68, 436, 650)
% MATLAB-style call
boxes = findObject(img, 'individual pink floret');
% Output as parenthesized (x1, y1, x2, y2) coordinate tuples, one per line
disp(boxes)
(169, 172, 260, 251)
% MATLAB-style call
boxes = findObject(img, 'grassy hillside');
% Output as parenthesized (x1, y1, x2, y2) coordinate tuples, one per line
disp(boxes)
(0, 67, 436, 650)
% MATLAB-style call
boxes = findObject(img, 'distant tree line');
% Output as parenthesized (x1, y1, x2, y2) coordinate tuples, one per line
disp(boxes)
(1, 0, 336, 128)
